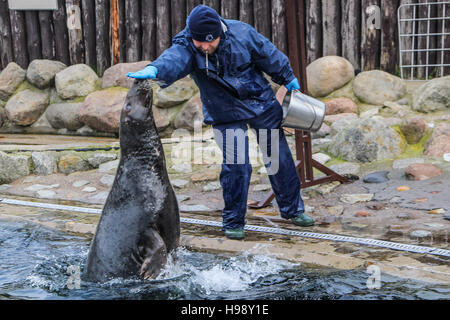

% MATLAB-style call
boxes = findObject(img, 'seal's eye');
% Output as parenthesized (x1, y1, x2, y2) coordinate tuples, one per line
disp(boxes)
(124, 104, 132, 112)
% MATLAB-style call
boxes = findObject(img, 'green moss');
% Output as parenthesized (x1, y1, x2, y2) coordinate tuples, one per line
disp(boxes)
(13, 81, 40, 95)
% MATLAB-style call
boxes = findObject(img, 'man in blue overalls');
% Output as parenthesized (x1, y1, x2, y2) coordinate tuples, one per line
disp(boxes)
(128, 5, 314, 240)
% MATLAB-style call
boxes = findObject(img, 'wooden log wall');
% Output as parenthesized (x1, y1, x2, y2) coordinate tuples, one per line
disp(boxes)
(0, 0, 449, 79)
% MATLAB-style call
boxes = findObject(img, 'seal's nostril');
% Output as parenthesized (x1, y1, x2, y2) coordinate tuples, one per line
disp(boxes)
(125, 104, 132, 112)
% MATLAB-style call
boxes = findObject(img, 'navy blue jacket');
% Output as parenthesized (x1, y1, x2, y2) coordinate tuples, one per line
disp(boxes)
(149, 16, 295, 125)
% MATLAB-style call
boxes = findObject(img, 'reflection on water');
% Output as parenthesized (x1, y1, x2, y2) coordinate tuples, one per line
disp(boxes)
(0, 220, 449, 300)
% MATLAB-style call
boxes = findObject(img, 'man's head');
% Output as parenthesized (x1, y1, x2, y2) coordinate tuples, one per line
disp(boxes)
(188, 5, 222, 54)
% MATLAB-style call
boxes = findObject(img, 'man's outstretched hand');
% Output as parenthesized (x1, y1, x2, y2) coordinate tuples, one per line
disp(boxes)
(127, 66, 158, 79)
(285, 78, 300, 92)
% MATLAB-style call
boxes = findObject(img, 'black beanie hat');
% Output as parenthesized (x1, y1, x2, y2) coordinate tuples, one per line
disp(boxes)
(188, 5, 222, 42)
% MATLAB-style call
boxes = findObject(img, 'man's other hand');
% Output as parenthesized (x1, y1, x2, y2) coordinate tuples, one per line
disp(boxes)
(127, 66, 158, 79)
(285, 78, 300, 92)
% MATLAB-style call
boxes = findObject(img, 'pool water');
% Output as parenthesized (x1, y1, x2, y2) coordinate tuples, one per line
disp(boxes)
(1, 220, 449, 300)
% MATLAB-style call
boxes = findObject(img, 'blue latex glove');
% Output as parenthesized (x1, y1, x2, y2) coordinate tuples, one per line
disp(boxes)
(127, 65, 158, 79)
(285, 78, 301, 91)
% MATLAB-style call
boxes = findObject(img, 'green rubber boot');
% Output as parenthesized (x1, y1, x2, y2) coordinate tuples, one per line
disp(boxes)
(224, 228, 245, 240)
(291, 213, 315, 227)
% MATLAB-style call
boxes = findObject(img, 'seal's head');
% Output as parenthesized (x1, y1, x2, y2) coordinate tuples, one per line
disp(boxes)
(121, 79, 153, 128)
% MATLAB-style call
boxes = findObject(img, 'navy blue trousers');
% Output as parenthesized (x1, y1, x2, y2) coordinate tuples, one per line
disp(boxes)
(212, 103, 305, 230)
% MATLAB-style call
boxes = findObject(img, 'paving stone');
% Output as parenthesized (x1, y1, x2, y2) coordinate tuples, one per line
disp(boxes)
(82, 186, 97, 193)
(410, 230, 432, 239)
(180, 204, 215, 213)
(340, 193, 374, 204)
(73, 180, 90, 188)
(202, 181, 221, 192)
(100, 174, 115, 186)
(171, 179, 189, 188)
(36, 190, 56, 198)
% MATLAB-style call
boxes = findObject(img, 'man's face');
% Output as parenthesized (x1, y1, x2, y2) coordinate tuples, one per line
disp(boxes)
(193, 37, 221, 55)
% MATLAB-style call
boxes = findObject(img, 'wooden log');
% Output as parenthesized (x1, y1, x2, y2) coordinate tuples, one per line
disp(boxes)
(9, 10, 28, 68)
(118, 0, 126, 62)
(38, 11, 55, 60)
(221, 0, 239, 19)
(156, 0, 171, 57)
(81, 0, 96, 68)
(322, 0, 341, 56)
(66, 0, 85, 64)
(186, 0, 202, 15)
(53, 0, 71, 65)
(141, 0, 157, 61)
(305, 0, 322, 65)
(95, 0, 111, 76)
(341, 0, 361, 70)
(436, 2, 450, 76)
(111, 0, 120, 65)
(361, 0, 381, 71)
(25, 11, 42, 62)
(125, 0, 142, 62)
(239, 0, 253, 25)
(0, 0, 13, 69)
(253, 0, 271, 39)
(171, 0, 186, 37)
(271, 0, 287, 54)
(203, 0, 220, 14)
(380, 0, 400, 74)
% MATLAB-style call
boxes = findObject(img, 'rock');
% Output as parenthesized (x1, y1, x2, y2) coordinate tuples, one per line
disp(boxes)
(0, 152, 30, 184)
(170, 179, 189, 189)
(312, 153, 331, 165)
(78, 88, 128, 133)
(176, 194, 190, 202)
(326, 205, 344, 216)
(0, 62, 26, 101)
(58, 154, 89, 174)
(202, 181, 221, 192)
(355, 211, 371, 217)
(101, 61, 151, 89)
(329, 162, 361, 176)
(89, 191, 109, 202)
(100, 174, 115, 186)
(428, 208, 445, 215)
(171, 162, 193, 173)
(190, 170, 218, 182)
(82, 186, 97, 193)
(26, 59, 67, 89)
(400, 117, 428, 144)
(36, 190, 56, 199)
(31, 152, 57, 176)
(316, 181, 341, 195)
(325, 97, 358, 115)
(328, 118, 404, 162)
(410, 230, 432, 239)
(5, 89, 50, 126)
(363, 171, 390, 183)
(396, 186, 411, 192)
(173, 93, 204, 131)
(98, 159, 119, 173)
(424, 123, 450, 157)
(45, 103, 84, 130)
(0, 184, 11, 191)
(324, 112, 359, 125)
(311, 138, 332, 152)
(311, 123, 331, 139)
(55, 64, 99, 100)
(340, 194, 374, 204)
(353, 70, 406, 105)
(87, 153, 118, 168)
(329, 116, 360, 136)
(412, 76, 450, 113)
(253, 184, 272, 192)
(73, 180, 90, 188)
(397, 213, 411, 220)
(344, 222, 369, 231)
(153, 77, 197, 108)
(152, 105, 170, 131)
(359, 108, 379, 119)
(306, 56, 355, 97)
(317, 216, 338, 225)
(180, 204, 215, 213)
(393, 158, 425, 169)
(405, 163, 443, 181)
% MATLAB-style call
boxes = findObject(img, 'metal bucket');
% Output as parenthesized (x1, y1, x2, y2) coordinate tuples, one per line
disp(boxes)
(280, 90, 326, 132)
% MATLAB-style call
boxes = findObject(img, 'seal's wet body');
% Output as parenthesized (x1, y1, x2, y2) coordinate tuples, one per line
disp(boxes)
(84, 80, 180, 282)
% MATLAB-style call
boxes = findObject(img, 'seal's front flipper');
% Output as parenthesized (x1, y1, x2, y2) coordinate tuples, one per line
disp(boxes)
(138, 227, 167, 279)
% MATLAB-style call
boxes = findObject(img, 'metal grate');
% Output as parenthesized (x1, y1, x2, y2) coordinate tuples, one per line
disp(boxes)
(1, 197, 450, 258)
(398, 1, 450, 80)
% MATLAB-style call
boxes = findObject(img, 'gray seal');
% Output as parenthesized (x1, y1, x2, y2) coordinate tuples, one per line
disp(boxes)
(84, 79, 180, 282)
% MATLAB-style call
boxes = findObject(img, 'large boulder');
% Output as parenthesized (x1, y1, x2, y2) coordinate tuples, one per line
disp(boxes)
(102, 61, 151, 89)
(78, 88, 128, 133)
(26, 59, 67, 89)
(4, 89, 50, 126)
(152, 106, 170, 131)
(55, 64, 99, 100)
(45, 103, 84, 130)
(325, 97, 359, 115)
(0, 151, 30, 184)
(174, 93, 204, 131)
(0, 62, 26, 101)
(328, 117, 404, 162)
(353, 70, 406, 105)
(412, 76, 450, 113)
(400, 116, 428, 144)
(153, 77, 198, 108)
(424, 123, 450, 157)
(306, 56, 354, 98)
(32, 152, 58, 176)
